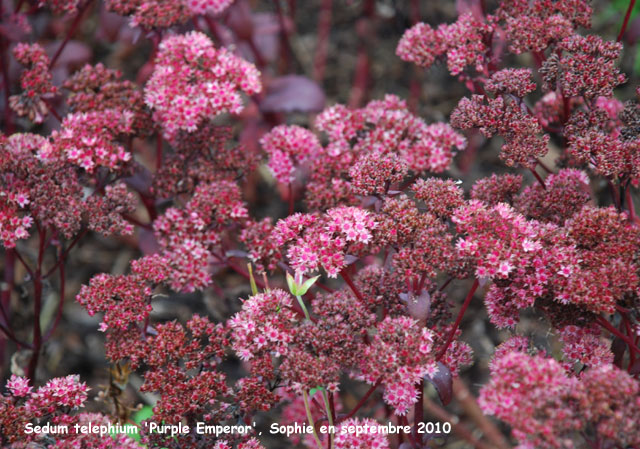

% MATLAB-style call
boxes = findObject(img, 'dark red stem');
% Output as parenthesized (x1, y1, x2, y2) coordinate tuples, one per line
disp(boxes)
(288, 183, 294, 216)
(339, 377, 382, 422)
(340, 270, 365, 304)
(27, 225, 47, 381)
(413, 379, 424, 440)
(626, 185, 636, 223)
(44, 228, 88, 278)
(49, 0, 93, 69)
(0, 0, 14, 134)
(618, 0, 636, 42)
(313, 0, 332, 82)
(156, 133, 163, 170)
(530, 167, 546, 190)
(43, 253, 65, 342)
(437, 279, 479, 360)
(597, 316, 640, 356)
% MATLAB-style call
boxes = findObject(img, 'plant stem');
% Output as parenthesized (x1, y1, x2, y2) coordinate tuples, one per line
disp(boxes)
(597, 316, 640, 356)
(295, 295, 311, 321)
(626, 185, 636, 223)
(303, 390, 324, 449)
(27, 225, 47, 381)
(437, 279, 479, 360)
(321, 389, 334, 449)
(288, 183, 294, 215)
(453, 378, 511, 449)
(423, 396, 495, 449)
(49, 0, 93, 69)
(313, 0, 332, 82)
(340, 270, 365, 304)
(530, 167, 546, 190)
(339, 377, 382, 422)
(618, 0, 636, 42)
(43, 253, 65, 342)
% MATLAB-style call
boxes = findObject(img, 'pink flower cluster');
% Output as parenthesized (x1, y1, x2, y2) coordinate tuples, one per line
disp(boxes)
(144, 31, 261, 139)
(541, 35, 625, 100)
(106, 0, 235, 28)
(359, 316, 439, 415)
(453, 201, 540, 280)
(495, 0, 592, 54)
(9, 43, 57, 124)
(273, 207, 377, 277)
(303, 95, 465, 209)
(451, 94, 548, 168)
(480, 348, 640, 449)
(229, 288, 297, 362)
(153, 180, 248, 292)
(260, 125, 321, 184)
(48, 110, 134, 172)
(76, 269, 154, 332)
(397, 14, 492, 75)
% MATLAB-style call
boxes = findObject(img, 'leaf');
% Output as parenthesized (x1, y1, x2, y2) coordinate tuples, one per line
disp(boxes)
(259, 75, 326, 114)
(247, 263, 258, 295)
(297, 275, 320, 296)
(286, 272, 297, 295)
(425, 362, 453, 406)
(612, 336, 627, 367)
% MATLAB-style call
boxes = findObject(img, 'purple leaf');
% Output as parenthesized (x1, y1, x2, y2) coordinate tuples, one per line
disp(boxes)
(138, 228, 160, 256)
(629, 359, 640, 375)
(612, 337, 627, 367)
(260, 75, 326, 114)
(626, 15, 640, 45)
(45, 40, 91, 70)
(251, 13, 281, 62)
(425, 362, 453, 406)
(456, 0, 484, 20)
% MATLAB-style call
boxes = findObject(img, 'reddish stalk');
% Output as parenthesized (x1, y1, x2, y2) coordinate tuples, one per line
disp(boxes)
(273, 0, 293, 72)
(49, 0, 93, 69)
(0, 6, 14, 134)
(43, 255, 65, 342)
(453, 378, 511, 449)
(348, 0, 374, 108)
(412, 379, 424, 440)
(617, 0, 637, 42)
(597, 316, 640, 356)
(156, 134, 163, 170)
(438, 276, 454, 291)
(123, 214, 152, 230)
(313, 0, 332, 82)
(423, 396, 495, 449)
(530, 167, 546, 190)
(288, 183, 294, 215)
(27, 225, 47, 381)
(622, 315, 636, 369)
(339, 377, 382, 422)
(625, 185, 636, 223)
(44, 228, 89, 278)
(437, 279, 479, 360)
(13, 248, 34, 278)
(536, 158, 554, 174)
(340, 270, 365, 304)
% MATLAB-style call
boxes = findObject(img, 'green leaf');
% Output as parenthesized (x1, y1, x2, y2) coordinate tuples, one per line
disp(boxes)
(296, 275, 320, 296)
(247, 263, 258, 295)
(286, 272, 298, 295)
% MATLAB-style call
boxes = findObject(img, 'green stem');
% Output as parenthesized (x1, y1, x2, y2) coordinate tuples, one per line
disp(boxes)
(303, 390, 324, 449)
(296, 295, 311, 321)
(322, 389, 334, 449)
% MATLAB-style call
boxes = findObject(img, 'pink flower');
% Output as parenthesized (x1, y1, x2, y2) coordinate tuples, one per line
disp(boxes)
(145, 32, 261, 139)
(7, 375, 32, 397)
